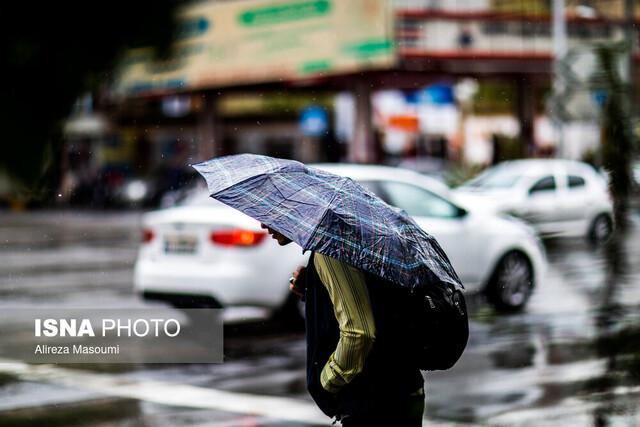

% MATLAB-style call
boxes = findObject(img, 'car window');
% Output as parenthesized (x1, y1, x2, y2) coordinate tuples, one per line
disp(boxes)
(357, 180, 383, 197)
(567, 175, 586, 189)
(365, 180, 461, 218)
(529, 176, 556, 194)
(465, 166, 523, 189)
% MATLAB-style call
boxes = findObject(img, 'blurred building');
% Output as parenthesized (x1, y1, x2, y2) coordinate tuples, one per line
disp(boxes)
(63, 0, 640, 205)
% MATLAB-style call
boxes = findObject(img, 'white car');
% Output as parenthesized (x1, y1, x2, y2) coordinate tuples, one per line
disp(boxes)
(453, 159, 614, 242)
(134, 164, 546, 316)
(316, 164, 546, 312)
(134, 187, 308, 318)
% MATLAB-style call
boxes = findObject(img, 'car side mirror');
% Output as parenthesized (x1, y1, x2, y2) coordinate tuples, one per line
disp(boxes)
(456, 207, 468, 218)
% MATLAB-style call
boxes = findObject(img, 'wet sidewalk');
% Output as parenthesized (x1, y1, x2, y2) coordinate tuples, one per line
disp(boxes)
(1, 210, 639, 425)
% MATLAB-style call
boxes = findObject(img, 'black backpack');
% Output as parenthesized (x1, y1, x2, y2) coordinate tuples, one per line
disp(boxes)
(408, 281, 469, 371)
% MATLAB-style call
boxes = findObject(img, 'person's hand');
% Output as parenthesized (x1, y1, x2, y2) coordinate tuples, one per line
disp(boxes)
(289, 266, 307, 297)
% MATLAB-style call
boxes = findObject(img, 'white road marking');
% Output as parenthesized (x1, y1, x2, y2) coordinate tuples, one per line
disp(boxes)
(0, 358, 328, 424)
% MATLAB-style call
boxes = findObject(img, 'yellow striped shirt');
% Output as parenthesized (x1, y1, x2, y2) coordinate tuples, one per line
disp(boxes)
(314, 253, 376, 394)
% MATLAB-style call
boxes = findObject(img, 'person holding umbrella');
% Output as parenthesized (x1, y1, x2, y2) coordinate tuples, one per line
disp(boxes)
(192, 154, 464, 426)
(266, 226, 425, 425)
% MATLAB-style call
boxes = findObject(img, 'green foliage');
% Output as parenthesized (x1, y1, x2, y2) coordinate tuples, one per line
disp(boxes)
(446, 163, 486, 188)
(594, 43, 638, 230)
(471, 81, 517, 115)
(496, 135, 526, 161)
(491, 0, 550, 15)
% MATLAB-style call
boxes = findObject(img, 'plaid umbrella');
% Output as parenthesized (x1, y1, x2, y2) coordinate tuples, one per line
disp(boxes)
(192, 154, 462, 291)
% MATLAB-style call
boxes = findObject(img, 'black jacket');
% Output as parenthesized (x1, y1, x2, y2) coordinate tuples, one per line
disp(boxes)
(305, 254, 424, 417)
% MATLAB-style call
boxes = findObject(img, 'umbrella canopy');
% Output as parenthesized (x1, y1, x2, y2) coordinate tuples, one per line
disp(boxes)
(192, 154, 462, 291)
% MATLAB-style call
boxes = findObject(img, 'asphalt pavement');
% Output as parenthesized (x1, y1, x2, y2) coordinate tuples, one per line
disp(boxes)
(0, 209, 639, 426)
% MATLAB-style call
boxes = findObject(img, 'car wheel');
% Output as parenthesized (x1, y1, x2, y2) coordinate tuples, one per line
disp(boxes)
(589, 213, 613, 243)
(487, 251, 533, 312)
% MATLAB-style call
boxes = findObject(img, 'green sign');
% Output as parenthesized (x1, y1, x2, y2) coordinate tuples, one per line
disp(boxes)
(115, 0, 395, 94)
(343, 39, 394, 58)
(239, 0, 331, 26)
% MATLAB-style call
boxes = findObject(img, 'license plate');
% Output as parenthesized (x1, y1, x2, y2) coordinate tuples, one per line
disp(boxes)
(164, 235, 197, 254)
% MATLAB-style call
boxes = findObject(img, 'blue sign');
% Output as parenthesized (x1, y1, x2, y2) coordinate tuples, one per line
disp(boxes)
(407, 84, 454, 105)
(299, 106, 329, 137)
(591, 90, 607, 108)
(177, 17, 210, 39)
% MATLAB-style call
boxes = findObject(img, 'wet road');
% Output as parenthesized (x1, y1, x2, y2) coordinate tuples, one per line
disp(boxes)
(0, 209, 639, 426)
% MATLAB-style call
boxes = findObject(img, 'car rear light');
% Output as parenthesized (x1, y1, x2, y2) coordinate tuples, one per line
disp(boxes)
(210, 229, 267, 246)
(141, 229, 155, 244)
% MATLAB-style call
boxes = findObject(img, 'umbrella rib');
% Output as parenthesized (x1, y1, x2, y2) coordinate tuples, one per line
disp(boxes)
(210, 175, 266, 198)
(304, 176, 350, 255)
